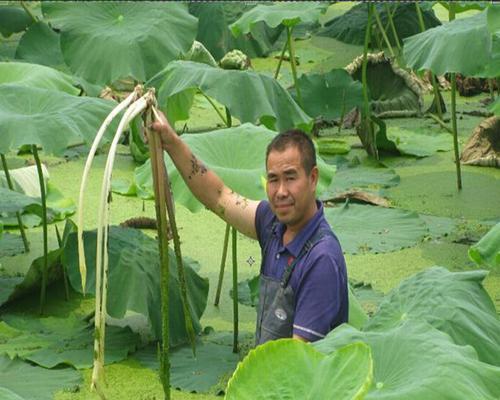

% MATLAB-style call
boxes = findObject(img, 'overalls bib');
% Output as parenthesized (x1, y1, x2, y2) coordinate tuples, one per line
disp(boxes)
(255, 225, 333, 345)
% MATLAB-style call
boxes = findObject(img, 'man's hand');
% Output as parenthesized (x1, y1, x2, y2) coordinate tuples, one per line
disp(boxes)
(151, 109, 177, 151)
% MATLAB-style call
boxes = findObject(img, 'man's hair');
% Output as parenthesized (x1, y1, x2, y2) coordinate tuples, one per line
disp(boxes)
(265, 129, 317, 174)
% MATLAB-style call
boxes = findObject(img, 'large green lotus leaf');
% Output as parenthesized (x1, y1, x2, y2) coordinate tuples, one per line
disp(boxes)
(319, 3, 440, 45)
(42, 2, 197, 85)
(1, 166, 76, 226)
(0, 84, 117, 155)
(230, 3, 327, 36)
(403, 10, 500, 77)
(189, 3, 283, 61)
(116, 124, 335, 213)
(0, 314, 140, 369)
(440, 2, 490, 13)
(0, 219, 75, 305)
(365, 266, 500, 366)
(0, 62, 78, 94)
(314, 321, 500, 400)
(320, 158, 399, 198)
(487, 4, 500, 34)
(0, 355, 81, 400)
(15, 21, 66, 69)
(134, 333, 240, 393)
(293, 69, 364, 120)
(419, 214, 457, 239)
(150, 61, 313, 132)
(386, 127, 452, 157)
(324, 203, 428, 254)
(63, 226, 209, 346)
(0, 187, 41, 214)
(0, 6, 34, 38)
(469, 222, 500, 270)
(349, 57, 423, 116)
(225, 339, 372, 400)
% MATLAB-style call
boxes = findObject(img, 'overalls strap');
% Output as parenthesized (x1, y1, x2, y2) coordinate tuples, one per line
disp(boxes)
(279, 228, 334, 288)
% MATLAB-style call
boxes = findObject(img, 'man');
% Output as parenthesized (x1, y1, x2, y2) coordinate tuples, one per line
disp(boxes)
(152, 113, 348, 344)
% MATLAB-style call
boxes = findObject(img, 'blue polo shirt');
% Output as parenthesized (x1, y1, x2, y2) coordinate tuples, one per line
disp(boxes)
(255, 200, 348, 341)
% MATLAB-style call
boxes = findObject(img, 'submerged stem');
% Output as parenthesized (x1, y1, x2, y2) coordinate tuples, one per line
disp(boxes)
(214, 223, 231, 306)
(1, 153, 29, 252)
(450, 73, 462, 190)
(146, 116, 171, 400)
(151, 107, 196, 357)
(287, 26, 302, 108)
(373, 5, 395, 57)
(232, 227, 238, 353)
(274, 38, 288, 79)
(32, 146, 48, 315)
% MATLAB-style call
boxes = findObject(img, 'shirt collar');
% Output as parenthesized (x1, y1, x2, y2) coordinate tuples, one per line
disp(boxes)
(272, 200, 324, 258)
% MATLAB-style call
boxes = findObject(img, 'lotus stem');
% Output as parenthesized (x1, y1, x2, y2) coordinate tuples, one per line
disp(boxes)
(287, 26, 302, 108)
(373, 5, 395, 58)
(450, 73, 462, 190)
(214, 223, 231, 306)
(384, 3, 401, 51)
(32, 145, 48, 315)
(78, 87, 142, 295)
(274, 38, 288, 79)
(232, 226, 238, 353)
(0, 153, 29, 252)
(55, 224, 69, 301)
(428, 113, 452, 134)
(488, 79, 495, 101)
(151, 106, 197, 357)
(20, 1, 37, 23)
(91, 92, 152, 394)
(202, 93, 227, 126)
(338, 89, 346, 135)
(146, 109, 171, 399)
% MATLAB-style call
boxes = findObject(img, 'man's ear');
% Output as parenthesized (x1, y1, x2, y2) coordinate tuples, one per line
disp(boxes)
(310, 166, 319, 188)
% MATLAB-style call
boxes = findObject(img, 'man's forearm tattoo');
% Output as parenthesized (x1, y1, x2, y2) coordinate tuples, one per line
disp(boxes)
(231, 190, 249, 209)
(187, 154, 207, 180)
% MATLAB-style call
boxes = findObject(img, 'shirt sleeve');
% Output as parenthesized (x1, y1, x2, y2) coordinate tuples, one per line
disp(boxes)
(255, 200, 272, 248)
(292, 251, 346, 342)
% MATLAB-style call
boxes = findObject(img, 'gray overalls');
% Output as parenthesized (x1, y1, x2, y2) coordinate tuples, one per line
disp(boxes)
(255, 224, 334, 345)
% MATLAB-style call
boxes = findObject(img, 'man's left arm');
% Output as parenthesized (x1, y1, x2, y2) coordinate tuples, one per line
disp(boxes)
(292, 253, 347, 342)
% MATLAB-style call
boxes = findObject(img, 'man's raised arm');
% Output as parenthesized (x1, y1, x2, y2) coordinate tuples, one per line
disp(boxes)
(151, 111, 259, 240)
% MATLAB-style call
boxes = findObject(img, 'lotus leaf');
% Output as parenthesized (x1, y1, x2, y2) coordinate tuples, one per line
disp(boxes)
(365, 266, 500, 366)
(0, 6, 34, 38)
(149, 61, 313, 132)
(320, 157, 399, 199)
(419, 214, 457, 239)
(439, 2, 490, 13)
(0, 62, 78, 94)
(134, 334, 240, 393)
(347, 53, 424, 117)
(386, 126, 452, 157)
(0, 314, 140, 369)
(114, 124, 335, 212)
(15, 21, 66, 70)
(403, 10, 500, 77)
(63, 226, 209, 346)
(0, 187, 41, 214)
(189, 3, 283, 61)
(42, 2, 197, 85)
(0, 355, 81, 400)
(319, 3, 440, 45)
(315, 321, 500, 400)
(230, 3, 327, 36)
(324, 203, 428, 254)
(469, 222, 500, 270)
(225, 339, 373, 400)
(293, 69, 364, 121)
(0, 84, 118, 156)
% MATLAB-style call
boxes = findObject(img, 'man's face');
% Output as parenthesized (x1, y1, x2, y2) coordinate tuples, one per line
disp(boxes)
(266, 146, 318, 231)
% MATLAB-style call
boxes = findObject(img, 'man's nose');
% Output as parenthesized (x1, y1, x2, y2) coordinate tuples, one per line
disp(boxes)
(276, 180, 288, 197)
